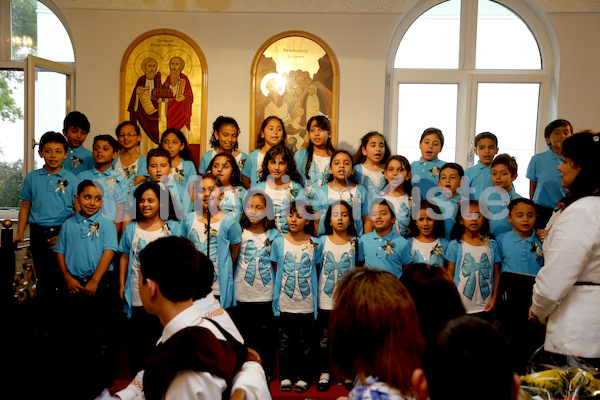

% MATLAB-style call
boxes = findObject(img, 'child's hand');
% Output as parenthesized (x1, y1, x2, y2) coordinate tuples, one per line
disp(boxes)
(536, 228, 548, 242)
(528, 306, 539, 322)
(47, 235, 58, 250)
(66, 276, 84, 295)
(119, 285, 125, 301)
(83, 280, 99, 296)
(484, 297, 497, 312)
(13, 233, 24, 245)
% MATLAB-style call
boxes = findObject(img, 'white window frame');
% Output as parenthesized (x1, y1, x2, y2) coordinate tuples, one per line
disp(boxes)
(384, 0, 559, 166)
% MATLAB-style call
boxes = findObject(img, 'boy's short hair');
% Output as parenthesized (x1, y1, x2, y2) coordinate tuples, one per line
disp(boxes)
(93, 134, 119, 153)
(147, 148, 171, 163)
(194, 250, 215, 301)
(439, 162, 464, 178)
(370, 197, 396, 220)
(63, 111, 90, 133)
(139, 236, 200, 303)
(423, 315, 514, 400)
(491, 154, 518, 177)
(77, 179, 104, 196)
(544, 119, 572, 138)
(507, 197, 535, 213)
(420, 127, 444, 148)
(474, 131, 498, 147)
(39, 131, 68, 151)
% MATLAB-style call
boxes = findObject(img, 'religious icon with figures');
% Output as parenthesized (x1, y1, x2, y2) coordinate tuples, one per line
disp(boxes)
(120, 29, 208, 157)
(251, 31, 339, 153)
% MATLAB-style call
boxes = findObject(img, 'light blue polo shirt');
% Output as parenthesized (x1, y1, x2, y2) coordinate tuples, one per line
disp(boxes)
(526, 148, 567, 209)
(497, 230, 543, 276)
(241, 149, 262, 186)
(20, 166, 79, 227)
(62, 145, 93, 175)
(464, 162, 493, 200)
(410, 157, 447, 200)
(359, 230, 412, 278)
(78, 166, 128, 222)
(481, 187, 522, 238)
(54, 211, 118, 279)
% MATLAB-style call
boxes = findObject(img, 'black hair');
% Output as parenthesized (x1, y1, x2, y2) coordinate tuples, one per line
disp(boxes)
(39, 131, 68, 151)
(353, 131, 391, 165)
(77, 179, 104, 196)
(93, 134, 119, 153)
(507, 197, 535, 213)
(239, 191, 276, 231)
(420, 127, 444, 148)
(304, 115, 335, 178)
(63, 111, 90, 133)
(450, 199, 491, 241)
(474, 131, 498, 147)
(115, 120, 140, 137)
(160, 128, 191, 160)
(544, 119, 573, 139)
(288, 200, 316, 236)
(423, 315, 513, 400)
(133, 181, 178, 221)
(323, 200, 358, 237)
(561, 131, 600, 207)
(328, 149, 357, 183)
(491, 154, 518, 177)
(194, 250, 215, 300)
(439, 162, 465, 178)
(210, 116, 240, 151)
(369, 197, 397, 220)
(383, 155, 413, 194)
(257, 115, 287, 150)
(207, 152, 242, 187)
(139, 236, 200, 303)
(408, 200, 445, 239)
(258, 144, 302, 184)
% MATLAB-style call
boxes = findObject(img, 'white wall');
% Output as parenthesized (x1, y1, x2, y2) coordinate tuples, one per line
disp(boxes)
(63, 9, 400, 155)
(60, 5, 600, 157)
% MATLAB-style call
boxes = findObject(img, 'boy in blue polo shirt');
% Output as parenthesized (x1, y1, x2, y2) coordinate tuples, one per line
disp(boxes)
(464, 132, 499, 200)
(78, 134, 127, 233)
(497, 198, 543, 276)
(15, 131, 79, 298)
(483, 154, 522, 238)
(54, 179, 119, 392)
(62, 111, 93, 175)
(360, 198, 411, 278)
(430, 163, 464, 241)
(411, 127, 447, 200)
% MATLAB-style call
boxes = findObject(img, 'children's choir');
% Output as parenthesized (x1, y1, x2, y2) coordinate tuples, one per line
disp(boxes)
(16, 111, 579, 394)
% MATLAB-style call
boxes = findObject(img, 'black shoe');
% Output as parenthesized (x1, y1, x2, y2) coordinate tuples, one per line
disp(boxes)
(279, 379, 292, 392)
(317, 372, 331, 392)
(343, 378, 354, 391)
(294, 379, 309, 393)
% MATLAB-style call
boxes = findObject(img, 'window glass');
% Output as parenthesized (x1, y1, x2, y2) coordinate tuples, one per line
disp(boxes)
(397, 83, 457, 163)
(476, 0, 541, 69)
(34, 68, 68, 170)
(0, 70, 25, 207)
(475, 83, 540, 196)
(394, 0, 461, 69)
(11, 0, 74, 62)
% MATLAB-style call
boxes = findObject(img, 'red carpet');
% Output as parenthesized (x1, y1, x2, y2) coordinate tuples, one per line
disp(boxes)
(270, 380, 349, 400)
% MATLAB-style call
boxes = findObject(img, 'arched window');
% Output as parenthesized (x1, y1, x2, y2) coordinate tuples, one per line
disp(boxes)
(386, 0, 556, 196)
(0, 0, 74, 207)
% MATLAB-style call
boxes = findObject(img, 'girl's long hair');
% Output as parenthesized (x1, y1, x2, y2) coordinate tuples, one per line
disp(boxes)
(353, 131, 391, 165)
(133, 181, 178, 222)
(258, 144, 302, 184)
(408, 200, 445, 239)
(450, 199, 491, 241)
(560, 131, 600, 207)
(304, 115, 335, 178)
(330, 269, 424, 395)
(210, 116, 240, 151)
(239, 192, 276, 231)
(383, 155, 412, 195)
(256, 115, 287, 150)
(207, 152, 242, 187)
(160, 128, 191, 160)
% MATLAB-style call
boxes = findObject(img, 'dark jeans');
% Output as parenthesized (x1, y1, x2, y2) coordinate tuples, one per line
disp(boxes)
(229, 301, 277, 380)
(129, 306, 163, 375)
(317, 309, 332, 373)
(278, 312, 316, 383)
(29, 224, 63, 299)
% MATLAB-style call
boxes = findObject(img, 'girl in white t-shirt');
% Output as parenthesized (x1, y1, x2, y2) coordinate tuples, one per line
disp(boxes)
(118, 181, 179, 373)
(294, 115, 335, 189)
(231, 192, 280, 380)
(270, 200, 321, 393)
(315, 200, 363, 391)
(445, 200, 502, 320)
(407, 200, 448, 267)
